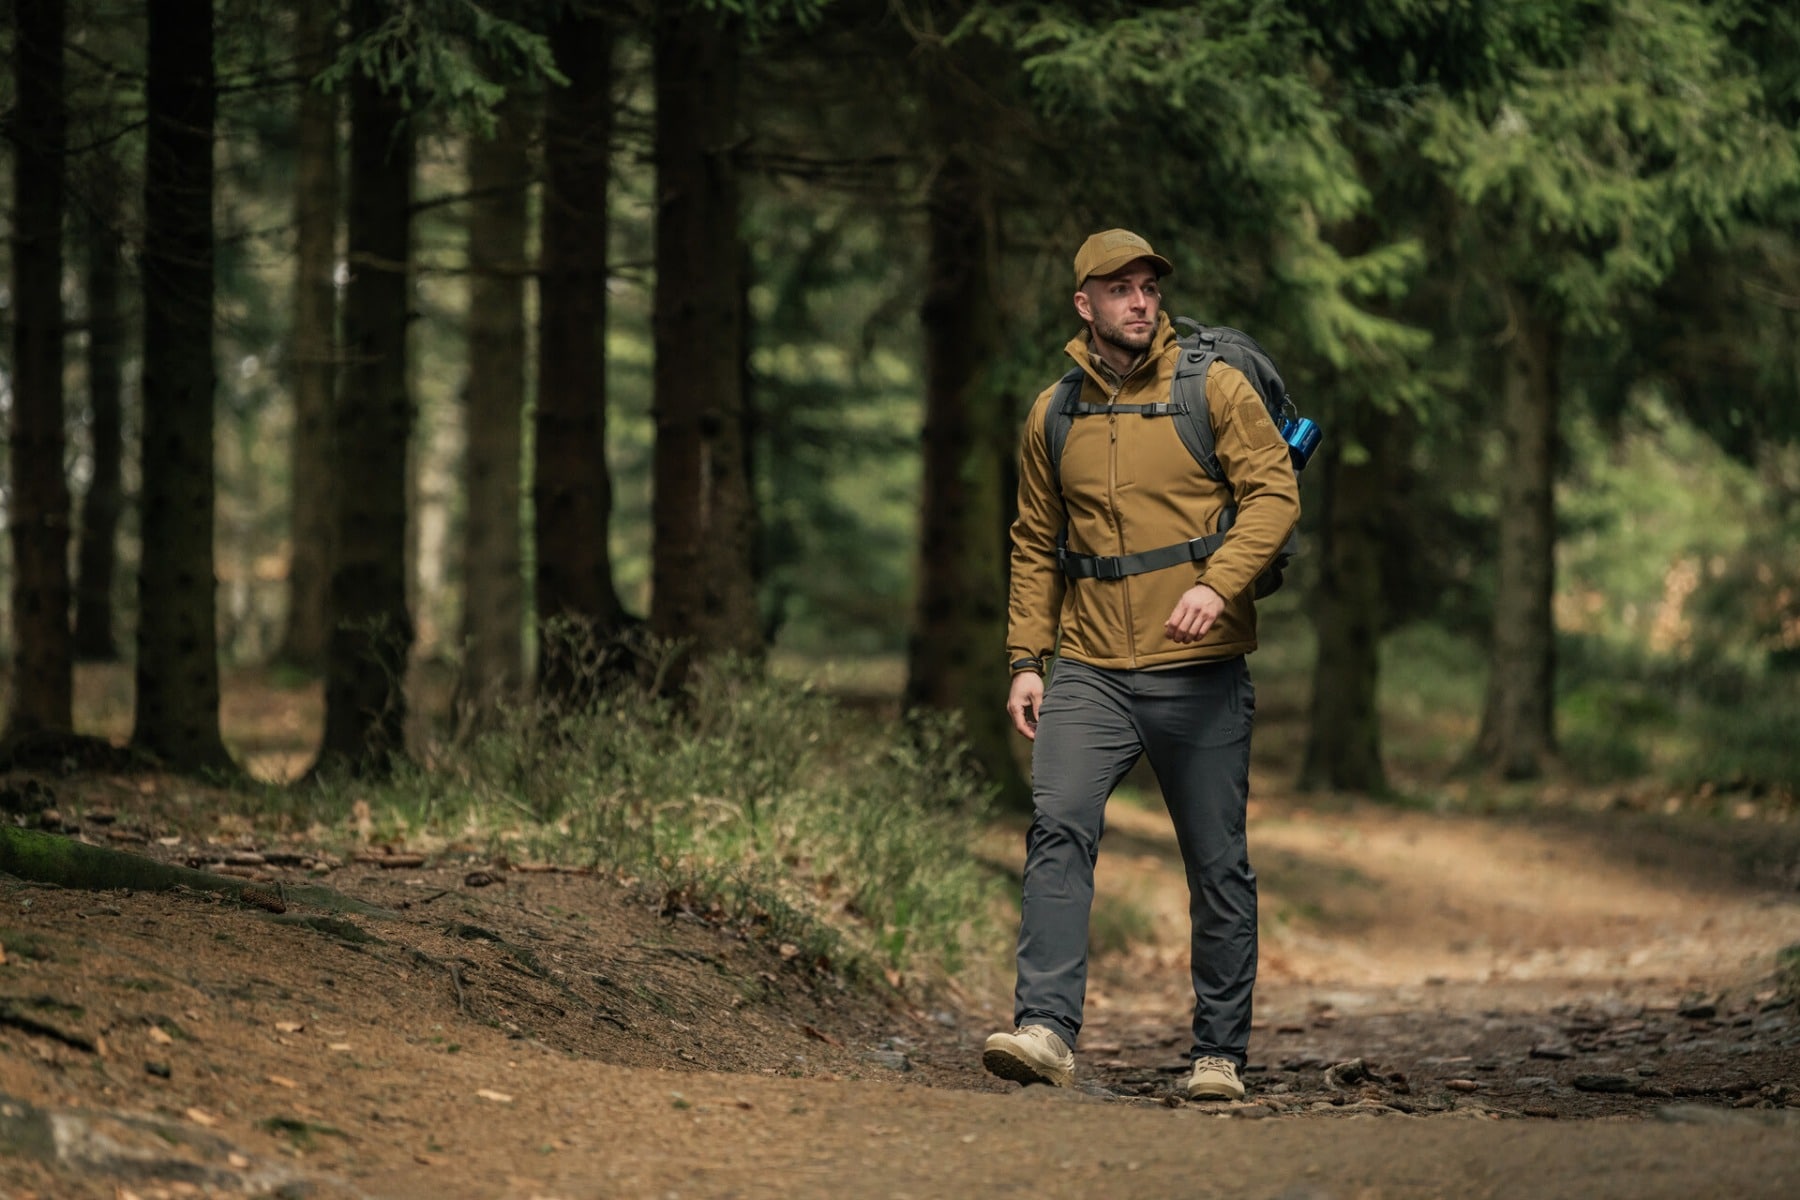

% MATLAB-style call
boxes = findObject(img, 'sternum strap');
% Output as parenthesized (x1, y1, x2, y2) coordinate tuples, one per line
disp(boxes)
(1057, 528, 1230, 581)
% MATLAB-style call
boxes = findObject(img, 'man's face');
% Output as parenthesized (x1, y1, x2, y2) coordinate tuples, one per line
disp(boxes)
(1074, 260, 1162, 357)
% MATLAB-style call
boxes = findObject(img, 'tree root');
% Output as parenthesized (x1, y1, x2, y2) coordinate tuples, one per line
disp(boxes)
(0, 996, 97, 1053)
(0, 826, 395, 919)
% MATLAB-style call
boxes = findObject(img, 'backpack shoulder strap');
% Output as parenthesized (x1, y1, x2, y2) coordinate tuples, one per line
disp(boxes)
(1170, 321, 1224, 482)
(1043, 366, 1084, 495)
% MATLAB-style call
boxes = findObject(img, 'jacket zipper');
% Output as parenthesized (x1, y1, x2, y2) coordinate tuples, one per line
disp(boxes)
(1105, 378, 1137, 669)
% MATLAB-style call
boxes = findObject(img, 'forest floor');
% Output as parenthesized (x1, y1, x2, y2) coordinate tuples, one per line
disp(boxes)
(2, 666, 1799, 1198)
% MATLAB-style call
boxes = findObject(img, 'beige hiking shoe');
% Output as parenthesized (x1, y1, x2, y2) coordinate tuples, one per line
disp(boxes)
(982, 1025, 1074, 1087)
(1185, 1055, 1245, 1101)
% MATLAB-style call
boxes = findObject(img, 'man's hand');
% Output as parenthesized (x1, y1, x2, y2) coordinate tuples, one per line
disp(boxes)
(1165, 583, 1225, 644)
(1007, 671, 1045, 740)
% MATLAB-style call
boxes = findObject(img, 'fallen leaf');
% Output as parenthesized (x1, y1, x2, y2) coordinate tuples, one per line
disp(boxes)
(147, 1026, 173, 1046)
(274, 1021, 304, 1034)
(185, 1107, 218, 1127)
(802, 1024, 843, 1047)
(778, 943, 800, 960)
(267, 1075, 300, 1089)
(477, 1089, 514, 1104)
(227, 1153, 250, 1169)
(328, 1043, 352, 1052)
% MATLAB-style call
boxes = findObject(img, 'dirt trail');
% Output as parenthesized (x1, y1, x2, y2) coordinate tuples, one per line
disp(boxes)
(2, 764, 1799, 1199)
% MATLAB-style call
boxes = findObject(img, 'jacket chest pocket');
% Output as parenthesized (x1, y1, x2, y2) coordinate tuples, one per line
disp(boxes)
(1112, 417, 1219, 510)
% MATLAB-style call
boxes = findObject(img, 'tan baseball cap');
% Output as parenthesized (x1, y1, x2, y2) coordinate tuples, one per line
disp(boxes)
(1073, 228, 1173, 286)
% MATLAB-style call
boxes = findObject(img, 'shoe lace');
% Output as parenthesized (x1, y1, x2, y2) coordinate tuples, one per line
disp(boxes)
(1192, 1055, 1236, 1076)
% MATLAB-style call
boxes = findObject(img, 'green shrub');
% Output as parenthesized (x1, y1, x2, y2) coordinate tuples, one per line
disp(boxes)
(1675, 683, 1800, 798)
(1556, 678, 1669, 783)
(339, 659, 1002, 985)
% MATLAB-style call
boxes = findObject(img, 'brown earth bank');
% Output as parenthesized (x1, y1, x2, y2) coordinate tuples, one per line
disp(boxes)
(2, 714, 1799, 1196)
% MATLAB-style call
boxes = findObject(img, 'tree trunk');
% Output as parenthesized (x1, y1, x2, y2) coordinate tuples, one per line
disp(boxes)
(5, 0, 73, 739)
(276, 0, 341, 673)
(649, 12, 760, 683)
(73, 155, 125, 663)
(458, 96, 530, 724)
(535, 7, 629, 704)
(903, 106, 1028, 812)
(1300, 399, 1395, 793)
(1474, 288, 1560, 779)
(316, 0, 415, 776)
(134, 0, 232, 773)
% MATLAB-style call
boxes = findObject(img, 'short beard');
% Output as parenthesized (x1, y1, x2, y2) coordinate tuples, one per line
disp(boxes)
(1093, 312, 1152, 359)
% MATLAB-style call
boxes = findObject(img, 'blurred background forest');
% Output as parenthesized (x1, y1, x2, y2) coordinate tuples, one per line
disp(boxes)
(1, 0, 1798, 830)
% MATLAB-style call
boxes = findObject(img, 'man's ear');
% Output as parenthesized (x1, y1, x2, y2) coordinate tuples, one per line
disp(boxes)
(1072, 288, 1093, 323)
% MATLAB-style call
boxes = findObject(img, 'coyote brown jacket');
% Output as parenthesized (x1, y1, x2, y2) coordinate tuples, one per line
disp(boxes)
(1006, 312, 1301, 673)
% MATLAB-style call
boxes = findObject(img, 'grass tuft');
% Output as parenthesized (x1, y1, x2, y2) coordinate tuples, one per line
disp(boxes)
(305, 658, 1003, 987)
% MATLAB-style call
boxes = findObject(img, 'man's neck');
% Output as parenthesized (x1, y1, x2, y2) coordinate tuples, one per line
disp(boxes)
(1089, 337, 1145, 382)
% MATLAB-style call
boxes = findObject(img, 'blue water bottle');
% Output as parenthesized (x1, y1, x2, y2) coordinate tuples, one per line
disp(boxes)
(1280, 416, 1322, 471)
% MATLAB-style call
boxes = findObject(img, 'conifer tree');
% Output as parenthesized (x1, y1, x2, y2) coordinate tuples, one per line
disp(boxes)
(5, 0, 74, 740)
(134, 0, 233, 772)
(1422, 0, 1800, 778)
(536, 2, 632, 703)
(648, 5, 760, 680)
(316, 0, 418, 775)
(460, 90, 532, 721)
(276, 0, 343, 674)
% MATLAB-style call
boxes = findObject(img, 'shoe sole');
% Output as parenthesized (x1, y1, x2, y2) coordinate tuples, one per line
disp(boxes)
(1185, 1086, 1245, 1101)
(982, 1045, 1072, 1088)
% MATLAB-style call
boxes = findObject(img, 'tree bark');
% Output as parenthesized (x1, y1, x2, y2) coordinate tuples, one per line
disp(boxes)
(649, 11, 760, 683)
(316, 0, 415, 776)
(535, 7, 630, 704)
(134, 0, 232, 773)
(5, 0, 73, 739)
(903, 92, 1028, 812)
(276, 0, 341, 673)
(1300, 399, 1395, 793)
(459, 96, 530, 723)
(73, 155, 125, 663)
(1474, 287, 1560, 779)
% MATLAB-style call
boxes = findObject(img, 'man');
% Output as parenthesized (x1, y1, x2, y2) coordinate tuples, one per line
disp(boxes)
(983, 229, 1300, 1101)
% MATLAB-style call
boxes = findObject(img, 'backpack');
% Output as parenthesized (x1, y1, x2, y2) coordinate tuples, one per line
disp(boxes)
(1043, 317, 1316, 598)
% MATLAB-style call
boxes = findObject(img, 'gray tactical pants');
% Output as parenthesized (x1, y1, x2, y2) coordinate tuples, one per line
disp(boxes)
(1013, 655, 1257, 1067)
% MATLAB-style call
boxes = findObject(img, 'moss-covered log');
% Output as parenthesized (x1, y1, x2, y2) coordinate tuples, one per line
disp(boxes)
(0, 826, 394, 918)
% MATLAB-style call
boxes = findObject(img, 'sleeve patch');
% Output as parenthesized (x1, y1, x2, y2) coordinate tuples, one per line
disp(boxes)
(1236, 396, 1285, 452)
